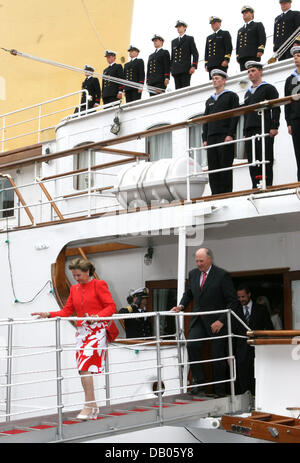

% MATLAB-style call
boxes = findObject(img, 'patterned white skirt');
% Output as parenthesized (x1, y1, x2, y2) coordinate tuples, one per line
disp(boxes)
(75, 321, 107, 373)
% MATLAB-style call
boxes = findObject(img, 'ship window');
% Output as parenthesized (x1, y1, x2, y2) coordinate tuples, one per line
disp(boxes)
(0, 177, 14, 218)
(146, 124, 172, 161)
(189, 120, 207, 167)
(73, 146, 96, 190)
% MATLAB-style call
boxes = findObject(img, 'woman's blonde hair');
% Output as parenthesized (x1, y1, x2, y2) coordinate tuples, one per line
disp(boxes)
(68, 258, 95, 276)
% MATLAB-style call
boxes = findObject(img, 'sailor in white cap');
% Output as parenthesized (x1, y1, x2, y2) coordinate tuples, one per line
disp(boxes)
(284, 46, 300, 181)
(243, 61, 280, 189)
(171, 20, 199, 89)
(236, 6, 266, 71)
(205, 16, 233, 79)
(202, 69, 239, 195)
(102, 50, 124, 106)
(74, 64, 101, 114)
(274, 1, 300, 61)
(119, 287, 152, 339)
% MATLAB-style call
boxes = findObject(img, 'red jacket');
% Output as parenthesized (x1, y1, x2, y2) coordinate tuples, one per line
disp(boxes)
(49, 279, 116, 326)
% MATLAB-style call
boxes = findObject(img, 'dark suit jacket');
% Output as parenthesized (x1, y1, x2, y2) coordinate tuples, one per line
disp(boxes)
(233, 302, 274, 362)
(180, 265, 239, 331)
(171, 35, 199, 75)
(102, 63, 124, 99)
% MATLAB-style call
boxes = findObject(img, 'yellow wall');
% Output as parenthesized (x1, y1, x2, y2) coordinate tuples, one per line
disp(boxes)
(0, 0, 134, 150)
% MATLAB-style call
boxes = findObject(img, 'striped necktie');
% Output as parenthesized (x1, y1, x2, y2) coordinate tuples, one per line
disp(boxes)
(244, 306, 250, 324)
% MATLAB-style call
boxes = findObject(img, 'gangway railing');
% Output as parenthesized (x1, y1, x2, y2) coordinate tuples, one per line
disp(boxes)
(0, 309, 249, 442)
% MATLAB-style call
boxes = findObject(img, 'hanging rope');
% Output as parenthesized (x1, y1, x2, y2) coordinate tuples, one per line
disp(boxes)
(268, 26, 300, 63)
(0, 46, 164, 95)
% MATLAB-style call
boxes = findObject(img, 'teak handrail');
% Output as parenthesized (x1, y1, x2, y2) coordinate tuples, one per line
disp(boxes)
(0, 95, 297, 171)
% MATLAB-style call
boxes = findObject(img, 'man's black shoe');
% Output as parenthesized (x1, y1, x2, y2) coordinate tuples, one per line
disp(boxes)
(188, 386, 205, 396)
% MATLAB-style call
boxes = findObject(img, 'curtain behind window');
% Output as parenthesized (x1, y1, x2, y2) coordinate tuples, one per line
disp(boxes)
(147, 125, 172, 162)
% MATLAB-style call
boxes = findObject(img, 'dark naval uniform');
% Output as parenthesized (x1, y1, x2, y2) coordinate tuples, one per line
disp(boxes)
(147, 48, 171, 95)
(285, 69, 300, 180)
(244, 82, 280, 188)
(119, 305, 152, 339)
(205, 30, 233, 78)
(202, 89, 239, 194)
(274, 9, 300, 61)
(102, 63, 124, 105)
(236, 21, 266, 71)
(124, 58, 145, 103)
(171, 34, 199, 89)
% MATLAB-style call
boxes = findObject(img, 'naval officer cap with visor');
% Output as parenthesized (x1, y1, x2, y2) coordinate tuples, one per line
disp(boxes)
(152, 34, 165, 42)
(128, 45, 140, 52)
(175, 20, 188, 28)
(130, 287, 150, 298)
(84, 64, 94, 72)
(104, 50, 117, 57)
(209, 16, 222, 24)
(241, 5, 255, 13)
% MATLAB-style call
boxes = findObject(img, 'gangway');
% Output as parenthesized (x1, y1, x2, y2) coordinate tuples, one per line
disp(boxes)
(0, 310, 252, 443)
(0, 392, 251, 443)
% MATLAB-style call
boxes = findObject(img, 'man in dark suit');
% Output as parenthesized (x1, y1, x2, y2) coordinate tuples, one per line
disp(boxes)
(205, 16, 233, 79)
(102, 50, 124, 106)
(285, 46, 300, 181)
(171, 20, 199, 90)
(124, 45, 145, 103)
(74, 64, 101, 114)
(146, 34, 171, 96)
(236, 6, 266, 71)
(234, 285, 273, 395)
(171, 248, 239, 397)
(274, 0, 300, 61)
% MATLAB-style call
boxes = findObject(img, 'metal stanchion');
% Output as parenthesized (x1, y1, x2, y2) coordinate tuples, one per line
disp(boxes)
(55, 317, 63, 441)
(5, 319, 13, 422)
(227, 309, 235, 413)
(155, 313, 163, 423)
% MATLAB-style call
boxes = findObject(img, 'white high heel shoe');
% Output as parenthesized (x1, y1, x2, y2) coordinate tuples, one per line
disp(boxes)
(76, 406, 99, 420)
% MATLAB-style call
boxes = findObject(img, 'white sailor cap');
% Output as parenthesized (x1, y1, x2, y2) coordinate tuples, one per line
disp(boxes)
(84, 64, 94, 72)
(175, 20, 188, 28)
(291, 46, 300, 56)
(211, 69, 228, 78)
(104, 50, 116, 57)
(245, 60, 264, 70)
(241, 5, 254, 13)
(130, 287, 149, 298)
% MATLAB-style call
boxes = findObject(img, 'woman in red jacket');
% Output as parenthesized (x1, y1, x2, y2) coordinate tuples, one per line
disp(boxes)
(32, 258, 116, 420)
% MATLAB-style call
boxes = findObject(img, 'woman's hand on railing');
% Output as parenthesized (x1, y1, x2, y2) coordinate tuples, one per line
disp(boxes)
(31, 312, 50, 319)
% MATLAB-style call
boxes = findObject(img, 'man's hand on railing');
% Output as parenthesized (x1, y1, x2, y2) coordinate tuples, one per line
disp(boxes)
(170, 305, 184, 313)
(269, 129, 278, 138)
(31, 312, 50, 319)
